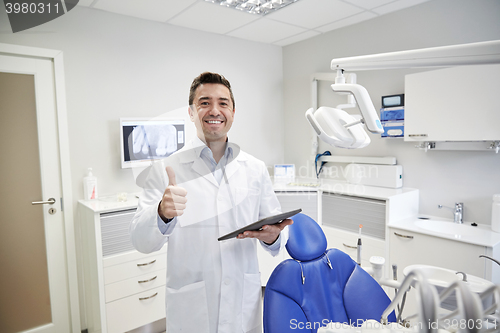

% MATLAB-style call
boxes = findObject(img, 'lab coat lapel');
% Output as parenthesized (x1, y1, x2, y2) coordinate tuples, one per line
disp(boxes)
(223, 143, 244, 181)
(224, 158, 240, 182)
(191, 157, 219, 188)
(178, 139, 219, 188)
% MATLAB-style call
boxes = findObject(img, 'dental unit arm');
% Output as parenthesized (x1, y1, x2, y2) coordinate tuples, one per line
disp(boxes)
(307, 40, 500, 150)
(330, 74, 384, 134)
(364, 258, 500, 332)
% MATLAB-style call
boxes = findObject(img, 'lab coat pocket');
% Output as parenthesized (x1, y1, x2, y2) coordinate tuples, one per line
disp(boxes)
(242, 273, 262, 332)
(166, 280, 210, 333)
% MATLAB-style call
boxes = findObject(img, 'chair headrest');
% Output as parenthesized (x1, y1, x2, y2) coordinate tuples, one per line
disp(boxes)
(286, 213, 327, 261)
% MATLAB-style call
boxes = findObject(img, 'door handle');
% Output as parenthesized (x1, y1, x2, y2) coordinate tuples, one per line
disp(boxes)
(32, 198, 56, 205)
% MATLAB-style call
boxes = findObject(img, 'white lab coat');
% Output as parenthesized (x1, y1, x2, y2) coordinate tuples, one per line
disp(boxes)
(130, 139, 288, 333)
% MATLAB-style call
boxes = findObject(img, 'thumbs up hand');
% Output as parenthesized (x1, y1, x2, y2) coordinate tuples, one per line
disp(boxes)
(158, 166, 188, 222)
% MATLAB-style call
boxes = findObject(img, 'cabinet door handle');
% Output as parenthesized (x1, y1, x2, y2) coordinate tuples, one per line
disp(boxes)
(138, 275, 158, 284)
(394, 232, 414, 239)
(343, 243, 358, 249)
(137, 259, 156, 267)
(139, 292, 158, 301)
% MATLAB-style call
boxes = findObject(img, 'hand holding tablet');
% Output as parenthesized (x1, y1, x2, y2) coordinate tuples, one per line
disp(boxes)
(218, 208, 301, 241)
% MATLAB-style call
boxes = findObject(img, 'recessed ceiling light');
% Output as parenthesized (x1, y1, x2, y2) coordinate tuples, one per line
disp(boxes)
(206, 0, 300, 16)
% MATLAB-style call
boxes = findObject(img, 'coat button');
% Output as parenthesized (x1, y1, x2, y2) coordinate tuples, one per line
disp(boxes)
(224, 278, 231, 285)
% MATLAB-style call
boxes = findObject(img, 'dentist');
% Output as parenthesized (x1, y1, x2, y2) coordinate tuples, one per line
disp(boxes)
(130, 72, 292, 333)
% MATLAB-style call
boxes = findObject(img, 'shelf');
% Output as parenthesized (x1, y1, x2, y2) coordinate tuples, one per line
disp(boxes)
(413, 141, 500, 153)
(318, 155, 397, 165)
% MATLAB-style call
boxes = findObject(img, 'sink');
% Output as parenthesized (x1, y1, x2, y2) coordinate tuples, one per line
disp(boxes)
(414, 219, 486, 238)
(403, 264, 460, 289)
(466, 274, 496, 293)
(404, 264, 494, 292)
(403, 264, 494, 310)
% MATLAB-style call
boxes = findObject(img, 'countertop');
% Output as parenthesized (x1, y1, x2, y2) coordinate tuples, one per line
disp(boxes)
(273, 177, 417, 201)
(78, 194, 139, 213)
(388, 216, 500, 248)
(79, 178, 418, 213)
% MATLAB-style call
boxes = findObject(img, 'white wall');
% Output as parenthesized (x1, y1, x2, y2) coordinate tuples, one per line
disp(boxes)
(0, 6, 284, 205)
(0, 7, 284, 329)
(283, 0, 500, 225)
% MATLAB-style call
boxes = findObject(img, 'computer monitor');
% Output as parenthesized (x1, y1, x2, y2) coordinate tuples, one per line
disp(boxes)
(120, 117, 185, 169)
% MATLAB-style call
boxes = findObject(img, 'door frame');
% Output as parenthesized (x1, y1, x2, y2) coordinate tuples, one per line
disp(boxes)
(0, 42, 80, 333)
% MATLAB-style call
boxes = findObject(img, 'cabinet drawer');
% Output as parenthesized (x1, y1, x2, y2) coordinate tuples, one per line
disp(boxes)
(322, 193, 386, 240)
(104, 253, 167, 285)
(322, 226, 385, 266)
(105, 269, 166, 302)
(106, 286, 165, 333)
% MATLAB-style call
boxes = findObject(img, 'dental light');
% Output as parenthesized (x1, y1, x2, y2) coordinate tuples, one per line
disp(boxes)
(306, 70, 384, 149)
(307, 40, 500, 149)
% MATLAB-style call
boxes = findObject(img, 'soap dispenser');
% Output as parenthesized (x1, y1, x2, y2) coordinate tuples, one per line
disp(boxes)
(83, 168, 98, 200)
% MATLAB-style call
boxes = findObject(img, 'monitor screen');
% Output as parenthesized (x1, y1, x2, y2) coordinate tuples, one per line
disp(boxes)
(120, 118, 185, 168)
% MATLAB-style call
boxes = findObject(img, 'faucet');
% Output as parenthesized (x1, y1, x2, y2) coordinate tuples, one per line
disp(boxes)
(455, 271, 467, 282)
(438, 202, 464, 224)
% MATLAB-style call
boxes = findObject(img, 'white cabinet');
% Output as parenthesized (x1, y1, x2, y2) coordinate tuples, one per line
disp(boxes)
(78, 199, 167, 333)
(268, 181, 419, 280)
(275, 190, 319, 222)
(321, 193, 386, 266)
(404, 64, 500, 142)
(322, 226, 385, 267)
(320, 189, 419, 271)
(388, 227, 487, 278)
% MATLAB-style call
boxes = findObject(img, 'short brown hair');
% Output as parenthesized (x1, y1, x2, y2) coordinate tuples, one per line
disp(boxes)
(189, 72, 235, 109)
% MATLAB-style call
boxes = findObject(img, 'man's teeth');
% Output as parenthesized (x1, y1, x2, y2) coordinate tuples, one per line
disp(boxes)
(207, 120, 222, 124)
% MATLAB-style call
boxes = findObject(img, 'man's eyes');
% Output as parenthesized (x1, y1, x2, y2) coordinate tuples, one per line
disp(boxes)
(199, 102, 230, 108)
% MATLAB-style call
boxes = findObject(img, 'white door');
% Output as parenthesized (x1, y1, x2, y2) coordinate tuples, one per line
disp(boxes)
(0, 54, 71, 332)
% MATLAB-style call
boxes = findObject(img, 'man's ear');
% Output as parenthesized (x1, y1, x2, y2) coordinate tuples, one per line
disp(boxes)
(188, 105, 195, 121)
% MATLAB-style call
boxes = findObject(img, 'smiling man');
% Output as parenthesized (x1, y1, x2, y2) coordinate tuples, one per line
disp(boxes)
(130, 72, 292, 333)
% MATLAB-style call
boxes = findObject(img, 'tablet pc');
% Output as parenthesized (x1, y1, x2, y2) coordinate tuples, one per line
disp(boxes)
(218, 208, 302, 241)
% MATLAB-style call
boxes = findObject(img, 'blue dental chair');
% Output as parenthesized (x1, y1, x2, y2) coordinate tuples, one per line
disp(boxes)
(263, 213, 396, 332)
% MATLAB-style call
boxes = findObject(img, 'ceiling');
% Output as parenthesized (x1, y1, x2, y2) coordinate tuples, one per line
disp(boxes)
(77, 0, 430, 46)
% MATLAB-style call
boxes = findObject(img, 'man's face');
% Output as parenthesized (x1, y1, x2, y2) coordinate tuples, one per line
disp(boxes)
(189, 83, 235, 143)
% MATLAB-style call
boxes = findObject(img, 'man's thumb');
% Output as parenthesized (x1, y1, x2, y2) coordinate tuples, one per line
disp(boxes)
(165, 166, 177, 186)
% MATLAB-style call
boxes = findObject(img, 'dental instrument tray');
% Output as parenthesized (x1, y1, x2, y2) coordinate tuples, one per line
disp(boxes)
(218, 208, 302, 241)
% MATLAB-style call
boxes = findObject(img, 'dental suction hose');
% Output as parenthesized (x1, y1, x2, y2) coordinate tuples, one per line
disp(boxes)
(381, 270, 438, 333)
(479, 284, 500, 321)
(437, 281, 483, 333)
